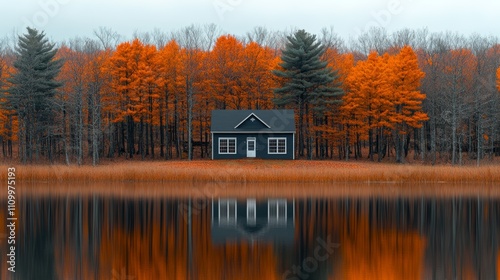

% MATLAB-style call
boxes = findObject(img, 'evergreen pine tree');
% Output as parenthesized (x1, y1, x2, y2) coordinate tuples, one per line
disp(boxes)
(273, 29, 343, 159)
(6, 27, 63, 163)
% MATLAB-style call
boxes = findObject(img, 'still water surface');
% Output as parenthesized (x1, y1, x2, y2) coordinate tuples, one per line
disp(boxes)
(1, 183, 499, 280)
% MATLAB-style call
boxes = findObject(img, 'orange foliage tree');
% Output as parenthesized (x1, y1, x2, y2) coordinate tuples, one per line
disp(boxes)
(321, 49, 354, 159)
(104, 39, 160, 159)
(208, 35, 246, 109)
(179, 45, 205, 160)
(497, 67, 500, 91)
(136, 43, 160, 159)
(156, 40, 182, 159)
(342, 52, 392, 161)
(0, 53, 16, 157)
(388, 46, 428, 163)
(340, 46, 427, 162)
(242, 42, 278, 110)
(5, 29, 500, 163)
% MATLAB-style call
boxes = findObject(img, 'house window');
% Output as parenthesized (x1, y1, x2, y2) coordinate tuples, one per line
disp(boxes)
(219, 199, 237, 225)
(219, 138, 236, 154)
(268, 199, 287, 224)
(247, 199, 256, 225)
(268, 137, 287, 154)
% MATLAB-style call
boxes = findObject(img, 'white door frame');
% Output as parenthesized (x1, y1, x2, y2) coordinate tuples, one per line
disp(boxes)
(246, 137, 256, 158)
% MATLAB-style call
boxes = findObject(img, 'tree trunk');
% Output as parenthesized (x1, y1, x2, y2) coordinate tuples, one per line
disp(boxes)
(77, 88, 83, 166)
(368, 127, 374, 161)
(298, 99, 304, 157)
(431, 106, 436, 165)
(150, 120, 155, 159)
(127, 116, 134, 159)
(91, 92, 101, 166)
(305, 103, 312, 160)
(452, 117, 457, 165)
(420, 125, 425, 161)
(187, 78, 194, 161)
(159, 102, 164, 158)
(174, 95, 181, 158)
(139, 117, 144, 160)
(345, 124, 350, 161)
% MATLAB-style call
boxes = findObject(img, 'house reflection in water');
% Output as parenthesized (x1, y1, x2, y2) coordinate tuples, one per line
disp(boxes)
(211, 198, 295, 244)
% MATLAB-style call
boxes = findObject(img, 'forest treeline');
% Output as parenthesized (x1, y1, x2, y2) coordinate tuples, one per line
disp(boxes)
(0, 25, 500, 165)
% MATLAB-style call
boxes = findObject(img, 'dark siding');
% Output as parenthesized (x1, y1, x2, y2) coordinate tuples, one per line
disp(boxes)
(212, 133, 294, 159)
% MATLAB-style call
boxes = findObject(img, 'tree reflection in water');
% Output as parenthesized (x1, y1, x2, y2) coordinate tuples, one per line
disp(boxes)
(1, 193, 498, 280)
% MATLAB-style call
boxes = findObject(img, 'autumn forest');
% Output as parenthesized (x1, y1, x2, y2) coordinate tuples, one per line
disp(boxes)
(1, 25, 500, 165)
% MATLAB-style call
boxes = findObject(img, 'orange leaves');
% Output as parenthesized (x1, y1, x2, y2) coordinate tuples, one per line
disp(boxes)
(341, 51, 393, 143)
(0, 53, 17, 141)
(242, 42, 277, 109)
(98, 35, 284, 159)
(496, 67, 500, 92)
(156, 40, 181, 96)
(205, 35, 277, 110)
(445, 48, 477, 92)
(391, 46, 425, 91)
(324, 48, 354, 85)
(338, 46, 427, 161)
(341, 46, 428, 132)
(104, 39, 161, 123)
(389, 46, 428, 129)
(208, 35, 246, 109)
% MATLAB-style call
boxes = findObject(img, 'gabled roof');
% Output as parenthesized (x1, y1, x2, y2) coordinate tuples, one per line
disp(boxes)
(234, 113, 271, 129)
(211, 110, 295, 133)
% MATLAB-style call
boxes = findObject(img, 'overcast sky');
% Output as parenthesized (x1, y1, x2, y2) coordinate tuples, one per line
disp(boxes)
(2, 0, 500, 42)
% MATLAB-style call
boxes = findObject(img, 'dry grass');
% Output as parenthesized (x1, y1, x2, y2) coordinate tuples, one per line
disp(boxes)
(2, 160, 500, 184)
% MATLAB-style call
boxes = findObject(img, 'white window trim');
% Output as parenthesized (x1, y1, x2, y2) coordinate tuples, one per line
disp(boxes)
(268, 199, 287, 224)
(219, 138, 237, 154)
(219, 199, 237, 225)
(268, 137, 287, 154)
(247, 199, 256, 225)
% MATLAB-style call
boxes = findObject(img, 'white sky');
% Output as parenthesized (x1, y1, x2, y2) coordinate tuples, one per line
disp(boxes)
(2, 0, 500, 42)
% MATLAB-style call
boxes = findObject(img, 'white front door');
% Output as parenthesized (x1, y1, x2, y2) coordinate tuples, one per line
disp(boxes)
(247, 138, 256, 158)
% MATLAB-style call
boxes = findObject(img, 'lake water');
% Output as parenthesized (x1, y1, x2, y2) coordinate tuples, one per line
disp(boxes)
(1, 183, 499, 279)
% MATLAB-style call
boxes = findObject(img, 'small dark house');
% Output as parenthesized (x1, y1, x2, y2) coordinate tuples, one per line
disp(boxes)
(211, 198, 295, 244)
(211, 110, 295, 160)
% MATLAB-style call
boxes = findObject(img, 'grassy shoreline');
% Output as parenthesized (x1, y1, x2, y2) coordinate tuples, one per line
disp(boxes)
(2, 160, 500, 183)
